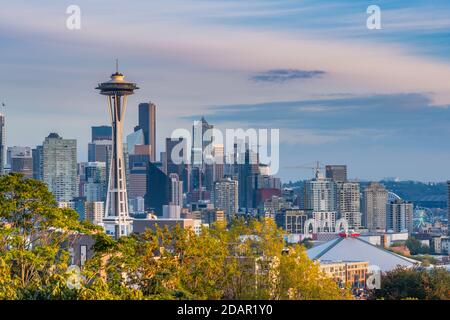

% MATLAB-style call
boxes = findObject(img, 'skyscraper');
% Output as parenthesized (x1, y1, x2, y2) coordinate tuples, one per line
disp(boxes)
(126, 129, 145, 155)
(191, 117, 213, 167)
(32, 145, 43, 180)
(128, 154, 149, 204)
(336, 181, 361, 229)
(325, 165, 347, 182)
(212, 144, 225, 182)
(237, 143, 259, 209)
(304, 169, 336, 212)
(135, 102, 156, 161)
(387, 199, 413, 234)
(0, 112, 5, 175)
(83, 162, 107, 202)
(42, 133, 77, 202)
(304, 169, 337, 232)
(363, 182, 388, 232)
(168, 173, 183, 207)
(85, 201, 105, 225)
(213, 177, 239, 218)
(146, 161, 169, 216)
(96, 66, 139, 238)
(166, 137, 190, 193)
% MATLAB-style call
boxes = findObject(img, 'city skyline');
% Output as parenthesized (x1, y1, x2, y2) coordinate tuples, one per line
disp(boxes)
(2, 1, 450, 182)
(0, 1, 449, 303)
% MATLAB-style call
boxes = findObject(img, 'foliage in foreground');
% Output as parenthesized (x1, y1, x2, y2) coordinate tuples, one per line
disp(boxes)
(0, 173, 350, 300)
(369, 266, 450, 300)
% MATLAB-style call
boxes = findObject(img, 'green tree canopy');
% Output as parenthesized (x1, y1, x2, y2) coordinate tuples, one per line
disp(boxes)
(369, 266, 450, 300)
(0, 173, 99, 299)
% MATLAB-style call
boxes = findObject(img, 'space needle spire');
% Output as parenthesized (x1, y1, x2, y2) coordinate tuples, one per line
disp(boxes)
(96, 63, 139, 238)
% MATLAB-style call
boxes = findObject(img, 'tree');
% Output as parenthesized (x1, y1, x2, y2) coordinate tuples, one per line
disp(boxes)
(82, 218, 350, 300)
(0, 173, 99, 299)
(0, 174, 351, 300)
(405, 238, 430, 255)
(369, 267, 450, 300)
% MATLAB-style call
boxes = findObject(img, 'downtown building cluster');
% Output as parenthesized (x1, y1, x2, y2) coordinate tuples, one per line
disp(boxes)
(0, 65, 448, 261)
(0, 105, 417, 239)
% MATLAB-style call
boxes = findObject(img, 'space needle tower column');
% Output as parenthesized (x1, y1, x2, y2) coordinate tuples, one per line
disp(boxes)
(96, 63, 139, 238)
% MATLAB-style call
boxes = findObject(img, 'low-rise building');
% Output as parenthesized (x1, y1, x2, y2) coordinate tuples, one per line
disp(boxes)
(319, 260, 368, 289)
(308, 233, 419, 272)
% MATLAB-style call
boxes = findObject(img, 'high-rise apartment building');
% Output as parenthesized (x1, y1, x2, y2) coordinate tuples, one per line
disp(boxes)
(42, 133, 77, 202)
(168, 173, 183, 207)
(213, 177, 239, 218)
(363, 182, 388, 232)
(325, 165, 347, 182)
(304, 169, 336, 212)
(85, 201, 105, 225)
(387, 199, 413, 234)
(336, 181, 361, 229)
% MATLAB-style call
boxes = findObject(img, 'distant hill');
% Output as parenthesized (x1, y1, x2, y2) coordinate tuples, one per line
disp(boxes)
(373, 181, 446, 203)
(283, 180, 447, 208)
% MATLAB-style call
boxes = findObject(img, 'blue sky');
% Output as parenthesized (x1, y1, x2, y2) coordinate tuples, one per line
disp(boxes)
(1, 0, 450, 181)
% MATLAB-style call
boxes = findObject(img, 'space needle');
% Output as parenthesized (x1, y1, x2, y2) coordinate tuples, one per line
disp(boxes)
(96, 61, 139, 238)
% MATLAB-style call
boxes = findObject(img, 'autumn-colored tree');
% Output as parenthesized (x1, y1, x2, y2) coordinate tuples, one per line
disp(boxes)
(81, 218, 350, 300)
(221, 219, 351, 300)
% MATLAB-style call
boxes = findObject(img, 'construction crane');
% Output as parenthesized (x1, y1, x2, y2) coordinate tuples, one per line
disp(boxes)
(284, 161, 324, 178)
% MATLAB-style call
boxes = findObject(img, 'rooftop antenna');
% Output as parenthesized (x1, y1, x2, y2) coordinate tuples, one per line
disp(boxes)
(115, 59, 119, 74)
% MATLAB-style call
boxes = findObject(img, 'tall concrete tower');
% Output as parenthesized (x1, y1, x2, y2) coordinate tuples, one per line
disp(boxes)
(96, 63, 139, 238)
